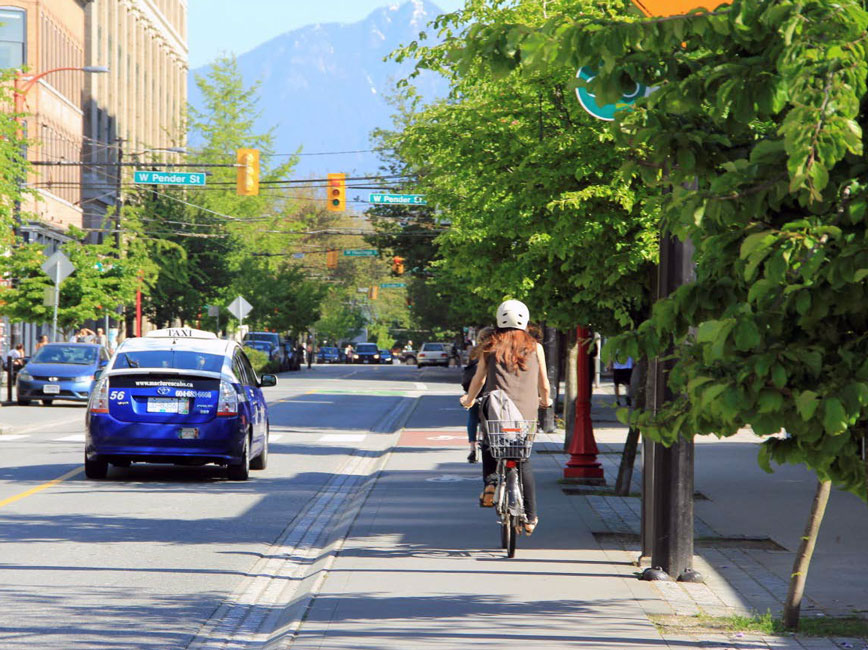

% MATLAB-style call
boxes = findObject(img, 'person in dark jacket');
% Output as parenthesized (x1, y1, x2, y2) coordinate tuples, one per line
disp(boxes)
(461, 329, 491, 463)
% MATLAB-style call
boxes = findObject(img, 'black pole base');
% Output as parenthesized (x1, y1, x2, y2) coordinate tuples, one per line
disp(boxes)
(677, 568, 704, 583)
(640, 566, 673, 581)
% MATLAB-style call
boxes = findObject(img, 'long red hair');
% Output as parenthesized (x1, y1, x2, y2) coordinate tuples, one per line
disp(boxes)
(482, 328, 537, 374)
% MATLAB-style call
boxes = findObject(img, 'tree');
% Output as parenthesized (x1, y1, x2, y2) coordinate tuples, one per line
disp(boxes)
(447, 0, 868, 627)
(0, 223, 152, 331)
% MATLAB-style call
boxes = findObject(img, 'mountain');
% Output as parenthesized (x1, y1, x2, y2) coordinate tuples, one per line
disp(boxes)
(188, 0, 449, 178)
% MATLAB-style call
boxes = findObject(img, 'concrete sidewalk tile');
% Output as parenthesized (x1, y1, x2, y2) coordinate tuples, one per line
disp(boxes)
(796, 638, 844, 649)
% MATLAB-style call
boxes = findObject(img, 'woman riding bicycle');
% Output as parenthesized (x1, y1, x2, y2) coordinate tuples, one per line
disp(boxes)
(459, 300, 551, 535)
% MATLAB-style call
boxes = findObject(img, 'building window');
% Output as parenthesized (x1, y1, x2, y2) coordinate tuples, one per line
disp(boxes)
(0, 7, 25, 69)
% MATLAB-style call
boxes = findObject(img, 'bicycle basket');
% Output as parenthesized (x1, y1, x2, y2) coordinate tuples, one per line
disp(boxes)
(484, 419, 537, 459)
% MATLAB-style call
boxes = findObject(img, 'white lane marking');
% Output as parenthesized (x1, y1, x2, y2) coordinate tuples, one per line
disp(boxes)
(414, 382, 427, 390)
(427, 435, 465, 441)
(188, 451, 375, 648)
(53, 434, 85, 442)
(425, 474, 478, 482)
(317, 434, 366, 443)
(268, 434, 284, 443)
(0, 435, 29, 442)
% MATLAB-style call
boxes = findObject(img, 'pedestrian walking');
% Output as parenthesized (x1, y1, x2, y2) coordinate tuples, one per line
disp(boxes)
(34, 335, 49, 352)
(306, 341, 313, 369)
(461, 328, 494, 464)
(611, 356, 634, 406)
(8, 343, 25, 381)
(460, 300, 551, 535)
(95, 328, 109, 351)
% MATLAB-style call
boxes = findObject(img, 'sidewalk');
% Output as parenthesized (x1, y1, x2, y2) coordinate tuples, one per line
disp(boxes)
(289, 387, 866, 650)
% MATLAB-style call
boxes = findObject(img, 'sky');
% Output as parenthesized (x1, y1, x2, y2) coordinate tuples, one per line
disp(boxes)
(187, 0, 466, 69)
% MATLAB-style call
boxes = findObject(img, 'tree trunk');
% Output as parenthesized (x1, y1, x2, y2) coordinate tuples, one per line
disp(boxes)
(563, 329, 579, 453)
(615, 358, 646, 496)
(782, 479, 832, 630)
(542, 325, 560, 433)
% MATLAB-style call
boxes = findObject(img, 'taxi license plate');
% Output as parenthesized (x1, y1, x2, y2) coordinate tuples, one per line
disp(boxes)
(178, 428, 199, 439)
(43, 384, 60, 394)
(147, 397, 189, 414)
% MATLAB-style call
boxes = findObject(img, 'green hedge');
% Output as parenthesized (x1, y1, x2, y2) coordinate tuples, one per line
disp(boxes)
(243, 348, 280, 376)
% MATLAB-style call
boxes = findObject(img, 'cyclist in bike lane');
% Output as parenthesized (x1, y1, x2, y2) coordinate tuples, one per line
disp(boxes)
(459, 300, 551, 535)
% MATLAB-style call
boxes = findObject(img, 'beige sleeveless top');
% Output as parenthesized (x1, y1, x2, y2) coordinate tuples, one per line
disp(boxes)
(485, 346, 539, 420)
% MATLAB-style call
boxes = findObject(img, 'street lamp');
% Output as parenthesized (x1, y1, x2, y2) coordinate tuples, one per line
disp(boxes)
(11, 65, 110, 234)
(13, 65, 109, 115)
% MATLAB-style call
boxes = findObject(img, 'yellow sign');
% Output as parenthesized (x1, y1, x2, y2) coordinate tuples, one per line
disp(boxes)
(630, 0, 729, 17)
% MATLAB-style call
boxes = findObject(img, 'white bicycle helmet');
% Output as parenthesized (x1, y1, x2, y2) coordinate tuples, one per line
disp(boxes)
(496, 299, 530, 331)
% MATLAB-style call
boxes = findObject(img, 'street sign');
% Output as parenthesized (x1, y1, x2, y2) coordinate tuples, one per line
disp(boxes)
(41, 250, 74, 284)
(576, 66, 653, 121)
(292, 253, 305, 259)
(357, 287, 370, 293)
(133, 170, 206, 186)
(207, 305, 220, 318)
(343, 249, 377, 257)
(380, 283, 407, 288)
(227, 295, 252, 321)
(631, 0, 728, 16)
(370, 193, 427, 206)
(41, 250, 74, 343)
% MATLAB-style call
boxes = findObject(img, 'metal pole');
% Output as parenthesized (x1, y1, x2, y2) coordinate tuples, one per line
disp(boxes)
(649, 234, 697, 581)
(114, 137, 123, 248)
(52, 264, 60, 343)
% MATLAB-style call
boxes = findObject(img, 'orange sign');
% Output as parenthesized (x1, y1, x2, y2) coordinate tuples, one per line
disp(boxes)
(630, 0, 729, 17)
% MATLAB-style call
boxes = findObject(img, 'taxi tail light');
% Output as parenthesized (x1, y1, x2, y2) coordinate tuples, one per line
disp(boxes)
(89, 377, 109, 414)
(217, 379, 239, 416)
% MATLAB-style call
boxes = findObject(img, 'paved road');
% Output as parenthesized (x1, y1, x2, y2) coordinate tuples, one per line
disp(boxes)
(0, 364, 462, 649)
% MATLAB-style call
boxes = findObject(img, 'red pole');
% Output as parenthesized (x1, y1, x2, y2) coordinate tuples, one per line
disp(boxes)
(564, 326, 605, 483)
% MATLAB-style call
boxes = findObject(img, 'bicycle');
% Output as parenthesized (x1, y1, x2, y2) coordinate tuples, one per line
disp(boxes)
(484, 418, 537, 558)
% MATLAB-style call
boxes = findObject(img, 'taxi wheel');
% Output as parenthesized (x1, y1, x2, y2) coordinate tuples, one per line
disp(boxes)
(16, 399, 30, 406)
(227, 434, 250, 481)
(85, 455, 108, 479)
(250, 428, 269, 470)
(42, 399, 53, 406)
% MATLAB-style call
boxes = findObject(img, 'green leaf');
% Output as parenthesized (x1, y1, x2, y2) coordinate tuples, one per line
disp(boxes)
(795, 390, 819, 420)
(733, 319, 760, 350)
(822, 398, 847, 436)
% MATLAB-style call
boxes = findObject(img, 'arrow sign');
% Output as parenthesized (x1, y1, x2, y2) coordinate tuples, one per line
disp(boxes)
(380, 283, 407, 288)
(370, 193, 427, 206)
(133, 170, 206, 186)
(41, 251, 74, 285)
(227, 295, 252, 321)
(343, 249, 377, 257)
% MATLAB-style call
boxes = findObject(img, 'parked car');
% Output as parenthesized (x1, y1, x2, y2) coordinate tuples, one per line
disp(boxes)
(243, 332, 287, 369)
(379, 349, 393, 364)
(85, 327, 277, 480)
(351, 342, 381, 364)
(417, 342, 450, 368)
(16, 343, 110, 406)
(317, 346, 341, 364)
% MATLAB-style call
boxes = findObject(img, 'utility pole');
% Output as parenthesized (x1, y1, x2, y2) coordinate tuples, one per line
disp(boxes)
(114, 136, 124, 248)
(647, 235, 699, 582)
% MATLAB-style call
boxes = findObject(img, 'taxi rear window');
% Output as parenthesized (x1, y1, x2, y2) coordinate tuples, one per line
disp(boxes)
(356, 344, 378, 352)
(114, 350, 224, 372)
(421, 343, 444, 351)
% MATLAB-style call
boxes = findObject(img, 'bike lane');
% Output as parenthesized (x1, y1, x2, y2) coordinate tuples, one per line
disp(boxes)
(287, 392, 670, 649)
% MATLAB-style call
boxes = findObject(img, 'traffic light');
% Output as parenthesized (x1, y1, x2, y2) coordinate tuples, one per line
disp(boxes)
(327, 173, 346, 212)
(369, 286, 379, 301)
(236, 148, 260, 196)
(392, 256, 405, 275)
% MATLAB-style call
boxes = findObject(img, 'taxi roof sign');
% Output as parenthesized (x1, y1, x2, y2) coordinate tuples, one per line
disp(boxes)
(145, 328, 218, 340)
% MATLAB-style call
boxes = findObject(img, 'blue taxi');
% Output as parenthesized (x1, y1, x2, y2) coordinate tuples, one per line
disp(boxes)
(85, 328, 277, 481)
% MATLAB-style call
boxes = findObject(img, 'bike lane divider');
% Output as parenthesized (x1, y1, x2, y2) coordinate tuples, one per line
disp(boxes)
(185, 393, 420, 650)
